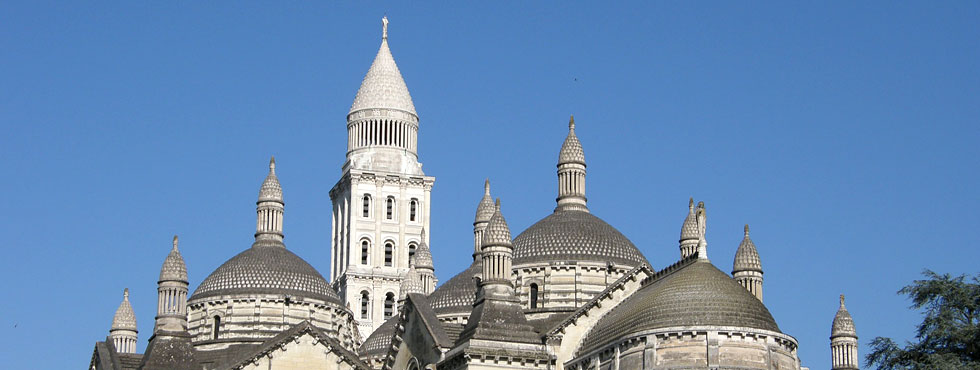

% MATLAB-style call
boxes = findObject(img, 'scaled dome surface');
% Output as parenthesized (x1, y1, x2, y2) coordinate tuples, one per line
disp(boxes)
(428, 261, 481, 315)
(190, 245, 341, 305)
(513, 209, 648, 267)
(580, 260, 780, 354)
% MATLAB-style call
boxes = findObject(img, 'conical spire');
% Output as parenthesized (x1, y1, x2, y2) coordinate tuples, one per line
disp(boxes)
(474, 179, 495, 223)
(349, 16, 417, 116)
(558, 116, 585, 165)
(415, 228, 434, 269)
(160, 235, 188, 282)
(556, 115, 588, 212)
(679, 198, 699, 258)
(258, 157, 283, 203)
(400, 255, 425, 299)
(733, 224, 762, 273)
(111, 288, 138, 331)
(482, 199, 512, 248)
(832, 294, 857, 338)
(255, 157, 285, 246)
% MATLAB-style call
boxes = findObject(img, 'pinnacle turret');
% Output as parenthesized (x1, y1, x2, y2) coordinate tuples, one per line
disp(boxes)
(255, 157, 285, 246)
(831, 294, 859, 369)
(349, 17, 416, 116)
(474, 179, 495, 224)
(556, 115, 588, 212)
(155, 235, 189, 334)
(109, 288, 138, 353)
(733, 224, 764, 301)
(159, 235, 188, 282)
(679, 197, 699, 258)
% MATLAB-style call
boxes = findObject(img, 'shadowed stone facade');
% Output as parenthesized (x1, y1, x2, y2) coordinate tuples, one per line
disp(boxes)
(88, 17, 856, 370)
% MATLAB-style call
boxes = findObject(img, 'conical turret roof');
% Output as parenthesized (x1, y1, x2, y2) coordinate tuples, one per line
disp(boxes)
(399, 264, 425, 299)
(733, 224, 762, 273)
(111, 288, 137, 331)
(558, 116, 585, 165)
(349, 17, 416, 116)
(832, 294, 857, 338)
(415, 229, 434, 269)
(258, 157, 282, 203)
(680, 198, 699, 241)
(482, 199, 512, 247)
(160, 235, 188, 282)
(474, 179, 495, 223)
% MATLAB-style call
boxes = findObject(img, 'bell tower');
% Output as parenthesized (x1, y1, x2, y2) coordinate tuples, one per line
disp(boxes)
(329, 17, 435, 339)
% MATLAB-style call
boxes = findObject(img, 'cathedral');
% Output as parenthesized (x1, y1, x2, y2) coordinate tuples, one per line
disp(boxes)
(89, 18, 861, 370)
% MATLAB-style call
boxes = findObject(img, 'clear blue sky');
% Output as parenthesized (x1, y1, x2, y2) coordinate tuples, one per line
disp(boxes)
(1, 2, 977, 369)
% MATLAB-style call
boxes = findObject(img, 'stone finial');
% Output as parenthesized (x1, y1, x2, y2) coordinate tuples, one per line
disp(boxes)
(689, 197, 694, 209)
(382, 16, 389, 40)
(484, 178, 490, 195)
(172, 235, 178, 251)
(569, 115, 575, 131)
(695, 202, 708, 260)
(269, 156, 276, 172)
(744, 224, 750, 236)
(124, 288, 129, 299)
(840, 294, 845, 308)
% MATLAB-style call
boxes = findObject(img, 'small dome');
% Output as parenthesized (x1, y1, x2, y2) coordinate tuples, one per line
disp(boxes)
(832, 295, 857, 338)
(190, 245, 341, 305)
(160, 236, 188, 282)
(733, 224, 762, 273)
(359, 315, 399, 359)
(558, 116, 585, 165)
(349, 23, 417, 116)
(428, 260, 481, 315)
(110, 289, 137, 331)
(399, 266, 425, 299)
(414, 239, 434, 270)
(580, 260, 780, 355)
(481, 199, 512, 247)
(514, 210, 648, 267)
(474, 179, 495, 223)
(258, 157, 282, 202)
(680, 198, 699, 241)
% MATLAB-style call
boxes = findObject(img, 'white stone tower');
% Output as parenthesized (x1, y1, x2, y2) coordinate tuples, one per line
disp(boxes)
(329, 16, 435, 339)
(831, 294, 860, 370)
(732, 224, 764, 301)
(109, 288, 138, 353)
(155, 235, 189, 334)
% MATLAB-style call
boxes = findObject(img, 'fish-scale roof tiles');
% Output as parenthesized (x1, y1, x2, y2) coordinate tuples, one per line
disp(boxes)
(349, 38, 416, 116)
(190, 244, 341, 305)
(160, 237, 188, 282)
(680, 198, 699, 241)
(558, 118, 585, 165)
(111, 289, 137, 331)
(258, 158, 282, 202)
(832, 295, 857, 338)
(513, 210, 648, 267)
(428, 260, 481, 315)
(733, 224, 762, 273)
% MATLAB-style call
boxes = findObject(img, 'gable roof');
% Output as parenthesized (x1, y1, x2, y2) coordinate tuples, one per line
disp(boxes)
(220, 320, 368, 370)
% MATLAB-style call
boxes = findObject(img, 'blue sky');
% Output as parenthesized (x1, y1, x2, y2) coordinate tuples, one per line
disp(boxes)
(1, 2, 977, 369)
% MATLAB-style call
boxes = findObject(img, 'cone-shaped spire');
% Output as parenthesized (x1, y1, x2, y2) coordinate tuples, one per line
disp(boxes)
(111, 288, 138, 331)
(349, 17, 416, 116)
(733, 224, 763, 273)
(160, 235, 188, 282)
(255, 157, 285, 246)
(832, 294, 857, 338)
(400, 255, 425, 299)
(482, 199, 512, 247)
(679, 197, 699, 258)
(415, 228, 434, 269)
(556, 115, 588, 212)
(474, 179, 495, 223)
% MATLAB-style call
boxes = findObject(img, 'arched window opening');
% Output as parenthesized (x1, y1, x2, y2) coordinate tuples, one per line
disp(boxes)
(360, 291, 370, 320)
(409, 199, 418, 222)
(530, 283, 539, 309)
(361, 240, 369, 265)
(384, 292, 395, 318)
(212, 315, 221, 340)
(362, 194, 371, 218)
(408, 242, 418, 260)
(384, 242, 394, 267)
(386, 196, 395, 220)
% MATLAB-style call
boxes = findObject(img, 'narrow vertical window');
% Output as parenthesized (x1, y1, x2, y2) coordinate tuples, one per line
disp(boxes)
(360, 291, 370, 320)
(530, 283, 539, 308)
(212, 316, 221, 340)
(362, 194, 371, 218)
(384, 292, 395, 318)
(386, 196, 395, 220)
(408, 242, 417, 260)
(384, 242, 393, 267)
(409, 199, 418, 222)
(361, 240, 369, 265)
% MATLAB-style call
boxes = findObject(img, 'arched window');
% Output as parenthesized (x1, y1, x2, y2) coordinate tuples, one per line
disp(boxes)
(386, 196, 395, 220)
(360, 291, 370, 320)
(212, 315, 221, 340)
(362, 194, 371, 218)
(384, 292, 395, 318)
(530, 283, 539, 309)
(409, 199, 418, 222)
(408, 242, 417, 260)
(384, 242, 394, 267)
(361, 240, 369, 265)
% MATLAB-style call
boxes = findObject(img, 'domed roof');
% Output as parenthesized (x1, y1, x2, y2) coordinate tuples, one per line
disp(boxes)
(558, 116, 585, 165)
(111, 289, 137, 331)
(349, 18, 416, 116)
(733, 224, 762, 273)
(428, 260, 481, 315)
(190, 244, 341, 305)
(832, 295, 857, 338)
(399, 266, 425, 299)
(474, 179, 495, 223)
(680, 198, 699, 241)
(258, 157, 282, 202)
(580, 259, 780, 354)
(482, 199, 512, 247)
(160, 236, 188, 282)
(513, 209, 648, 267)
(359, 315, 399, 358)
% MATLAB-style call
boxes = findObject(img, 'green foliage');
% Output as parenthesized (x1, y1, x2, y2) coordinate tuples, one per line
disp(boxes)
(867, 270, 980, 370)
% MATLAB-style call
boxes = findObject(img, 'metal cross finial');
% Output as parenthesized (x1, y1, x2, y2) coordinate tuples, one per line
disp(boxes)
(382, 16, 388, 40)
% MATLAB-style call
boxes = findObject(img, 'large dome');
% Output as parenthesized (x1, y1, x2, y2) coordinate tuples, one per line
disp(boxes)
(580, 260, 780, 354)
(428, 260, 481, 316)
(190, 245, 341, 305)
(513, 210, 648, 267)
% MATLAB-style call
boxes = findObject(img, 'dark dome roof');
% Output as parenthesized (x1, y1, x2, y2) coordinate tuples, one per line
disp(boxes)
(513, 210, 648, 267)
(580, 260, 780, 354)
(428, 260, 481, 315)
(359, 315, 399, 358)
(190, 245, 341, 305)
